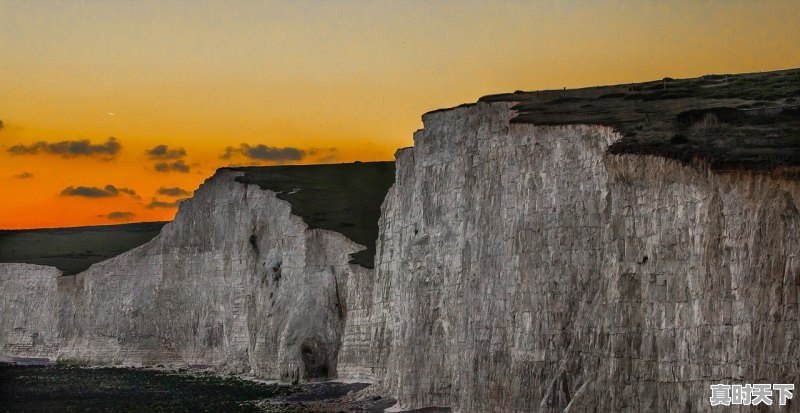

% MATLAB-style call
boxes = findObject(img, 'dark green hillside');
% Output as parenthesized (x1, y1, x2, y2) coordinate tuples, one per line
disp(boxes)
(0, 222, 166, 275)
(230, 161, 395, 268)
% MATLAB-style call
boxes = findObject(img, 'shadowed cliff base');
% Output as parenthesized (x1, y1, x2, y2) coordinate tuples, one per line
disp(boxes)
(473, 68, 800, 176)
(228, 161, 395, 268)
(0, 222, 166, 275)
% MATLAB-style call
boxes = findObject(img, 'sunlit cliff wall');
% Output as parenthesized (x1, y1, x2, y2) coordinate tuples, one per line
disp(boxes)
(337, 102, 800, 412)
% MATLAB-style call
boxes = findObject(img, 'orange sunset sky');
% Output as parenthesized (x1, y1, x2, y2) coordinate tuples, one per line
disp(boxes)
(1, 0, 799, 229)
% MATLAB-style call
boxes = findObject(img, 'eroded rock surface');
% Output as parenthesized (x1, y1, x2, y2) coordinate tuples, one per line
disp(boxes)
(338, 102, 800, 411)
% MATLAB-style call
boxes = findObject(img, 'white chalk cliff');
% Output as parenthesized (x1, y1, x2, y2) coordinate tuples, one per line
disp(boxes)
(2, 102, 799, 412)
(1, 170, 364, 383)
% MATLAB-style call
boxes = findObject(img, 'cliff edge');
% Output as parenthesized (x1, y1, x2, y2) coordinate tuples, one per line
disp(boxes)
(1, 167, 391, 383)
(341, 101, 799, 411)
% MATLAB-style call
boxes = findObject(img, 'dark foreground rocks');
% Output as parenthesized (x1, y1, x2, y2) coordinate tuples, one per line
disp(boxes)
(0, 363, 450, 413)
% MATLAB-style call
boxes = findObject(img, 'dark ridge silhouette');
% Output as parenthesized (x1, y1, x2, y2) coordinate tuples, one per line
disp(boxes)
(0, 222, 167, 275)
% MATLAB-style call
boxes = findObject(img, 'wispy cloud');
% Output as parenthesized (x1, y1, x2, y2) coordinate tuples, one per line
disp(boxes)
(145, 144, 186, 160)
(220, 144, 307, 162)
(154, 160, 190, 173)
(60, 184, 139, 199)
(146, 197, 186, 209)
(13, 172, 33, 179)
(8, 137, 121, 159)
(157, 186, 190, 197)
(103, 211, 135, 221)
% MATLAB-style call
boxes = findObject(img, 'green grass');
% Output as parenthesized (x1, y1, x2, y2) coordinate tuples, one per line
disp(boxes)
(229, 161, 395, 268)
(0, 222, 166, 275)
(55, 358, 91, 367)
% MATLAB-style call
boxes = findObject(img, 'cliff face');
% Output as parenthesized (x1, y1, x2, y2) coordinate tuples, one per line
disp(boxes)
(340, 102, 800, 411)
(0, 264, 61, 359)
(1, 170, 366, 382)
(2, 101, 799, 412)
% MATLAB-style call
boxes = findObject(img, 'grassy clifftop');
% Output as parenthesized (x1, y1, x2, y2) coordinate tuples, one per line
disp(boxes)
(478, 68, 800, 175)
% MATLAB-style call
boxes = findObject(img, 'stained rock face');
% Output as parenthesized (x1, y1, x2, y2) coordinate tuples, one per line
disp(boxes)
(338, 102, 800, 411)
(2, 101, 799, 412)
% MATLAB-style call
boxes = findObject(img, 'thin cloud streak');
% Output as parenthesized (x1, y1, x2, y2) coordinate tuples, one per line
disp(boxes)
(104, 211, 135, 220)
(60, 184, 139, 199)
(145, 145, 186, 160)
(146, 197, 186, 209)
(220, 144, 336, 163)
(154, 160, 190, 173)
(157, 187, 190, 197)
(8, 137, 121, 158)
